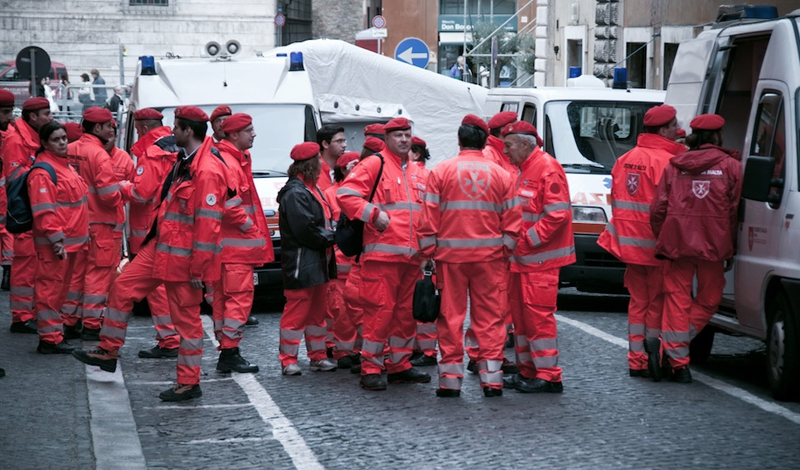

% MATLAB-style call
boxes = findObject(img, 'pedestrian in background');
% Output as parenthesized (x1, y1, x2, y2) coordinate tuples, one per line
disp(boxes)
(90, 69, 107, 107)
(77, 73, 94, 113)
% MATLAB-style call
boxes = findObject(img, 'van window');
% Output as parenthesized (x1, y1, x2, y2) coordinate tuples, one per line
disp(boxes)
(0, 67, 20, 81)
(750, 91, 786, 207)
(521, 104, 536, 127)
(500, 102, 519, 113)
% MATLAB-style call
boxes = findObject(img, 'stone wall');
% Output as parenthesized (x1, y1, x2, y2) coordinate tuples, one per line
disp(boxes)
(311, 0, 363, 43)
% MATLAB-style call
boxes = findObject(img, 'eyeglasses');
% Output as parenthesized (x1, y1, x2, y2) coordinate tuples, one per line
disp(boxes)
(332, 139, 347, 144)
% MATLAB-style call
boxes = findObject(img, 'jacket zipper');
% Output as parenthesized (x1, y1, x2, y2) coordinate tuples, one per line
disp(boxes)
(294, 247, 302, 278)
(402, 165, 413, 255)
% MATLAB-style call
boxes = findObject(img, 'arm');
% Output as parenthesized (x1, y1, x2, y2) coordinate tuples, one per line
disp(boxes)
(189, 166, 228, 281)
(527, 170, 571, 248)
(28, 172, 64, 244)
(500, 174, 522, 257)
(650, 167, 671, 238)
(92, 152, 122, 207)
(417, 170, 441, 259)
(285, 189, 334, 250)
(337, 156, 384, 226)
(120, 151, 171, 204)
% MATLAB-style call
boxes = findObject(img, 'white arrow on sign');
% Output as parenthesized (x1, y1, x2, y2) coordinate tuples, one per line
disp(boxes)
(398, 47, 428, 64)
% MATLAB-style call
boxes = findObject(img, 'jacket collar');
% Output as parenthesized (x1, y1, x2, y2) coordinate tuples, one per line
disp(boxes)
(130, 126, 173, 158)
(486, 135, 505, 153)
(13, 118, 39, 149)
(519, 146, 545, 173)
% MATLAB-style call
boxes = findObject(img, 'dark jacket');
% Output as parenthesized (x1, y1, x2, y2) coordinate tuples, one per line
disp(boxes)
(277, 176, 336, 289)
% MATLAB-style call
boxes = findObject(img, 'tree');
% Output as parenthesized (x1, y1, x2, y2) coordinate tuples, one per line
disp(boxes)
(468, 21, 536, 87)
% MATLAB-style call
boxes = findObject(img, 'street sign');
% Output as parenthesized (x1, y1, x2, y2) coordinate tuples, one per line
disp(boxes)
(372, 15, 386, 29)
(16, 46, 51, 97)
(394, 37, 429, 68)
(275, 13, 286, 27)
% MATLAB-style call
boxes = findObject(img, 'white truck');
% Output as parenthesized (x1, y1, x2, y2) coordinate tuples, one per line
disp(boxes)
(665, 8, 800, 400)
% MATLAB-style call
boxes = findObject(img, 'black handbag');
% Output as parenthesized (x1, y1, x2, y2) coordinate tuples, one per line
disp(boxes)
(335, 154, 384, 257)
(413, 267, 440, 323)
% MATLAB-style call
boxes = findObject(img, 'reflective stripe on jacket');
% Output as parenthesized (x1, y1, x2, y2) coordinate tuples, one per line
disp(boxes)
(68, 133, 122, 225)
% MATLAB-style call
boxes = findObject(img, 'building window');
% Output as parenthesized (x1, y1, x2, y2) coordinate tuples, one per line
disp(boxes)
(625, 42, 646, 88)
(130, 0, 168, 4)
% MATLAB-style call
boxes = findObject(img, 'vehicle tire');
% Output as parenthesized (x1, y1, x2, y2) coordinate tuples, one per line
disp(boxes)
(690, 326, 715, 364)
(767, 292, 800, 401)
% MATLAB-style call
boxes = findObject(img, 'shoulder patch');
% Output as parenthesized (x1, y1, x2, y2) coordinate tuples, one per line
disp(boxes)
(40, 188, 47, 193)
(206, 194, 217, 206)
(549, 183, 561, 194)
(136, 166, 145, 176)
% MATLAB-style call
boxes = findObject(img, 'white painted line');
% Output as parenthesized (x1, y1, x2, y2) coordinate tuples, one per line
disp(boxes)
(183, 437, 268, 445)
(556, 314, 800, 426)
(85, 364, 147, 470)
(131, 378, 234, 386)
(201, 316, 325, 470)
(144, 403, 254, 410)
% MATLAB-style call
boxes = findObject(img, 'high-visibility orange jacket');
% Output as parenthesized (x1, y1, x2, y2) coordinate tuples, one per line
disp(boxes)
(324, 183, 355, 277)
(124, 126, 179, 254)
(109, 145, 134, 233)
(215, 139, 272, 265)
(28, 150, 89, 253)
(598, 133, 685, 266)
(511, 147, 576, 272)
(2, 119, 38, 181)
(150, 137, 229, 282)
(317, 159, 334, 193)
(68, 133, 122, 226)
(483, 135, 518, 177)
(0, 130, 8, 227)
(337, 148, 427, 264)
(418, 149, 521, 263)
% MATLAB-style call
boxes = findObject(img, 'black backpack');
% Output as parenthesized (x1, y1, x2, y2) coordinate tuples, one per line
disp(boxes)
(6, 162, 57, 234)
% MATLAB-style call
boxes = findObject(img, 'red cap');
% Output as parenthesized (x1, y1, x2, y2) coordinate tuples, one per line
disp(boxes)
(175, 106, 209, 123)
(363, 136, 385, 153)
(383, 117, 411, 133)
(220, 113, 252, 134)
(290, 142, 320, 161)
(364, 123, 385, 136)
(336, 151, 360, 168)
(676, 128, 686, 138)
(487, 111, 518, 130)
(64, 122, 83, 143)
(643, 105, 677, 127)
(0, 89, 14, 107)
(82, 106, 114, 123)
(690, 113, 725, 131)
(501, 121, 543, 147)
(133, 108, 163, 121)
(111, 119, 118, 129)
(210, 105, 232, 123)
(22, 97, 50, 112)
(461, 114, 489, 136)
(411, 136, 427, 148)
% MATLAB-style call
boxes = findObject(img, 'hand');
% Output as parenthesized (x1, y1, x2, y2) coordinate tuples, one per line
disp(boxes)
(52, 241, 67, 260)
(374, 211, 390, 232)
(724, 258, 734, 272)
(190, 278, 205, 289)
(420, 259, 434, 274)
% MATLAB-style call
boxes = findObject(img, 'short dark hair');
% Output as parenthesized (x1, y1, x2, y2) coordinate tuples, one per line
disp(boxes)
(81, 119, 99, 134)
(411, 144, 430, 161)
(22, 108, 44, 123)
(333, 165, 346, 183)
(458, 124, 487, 150)
(316, 124, 344, 146)
(81, 73, 90, 81)
(36, 121, 65, 155)
(685, 130, 719, 149)
(176, 117, 208, 141)
(288, 156, 321, 182)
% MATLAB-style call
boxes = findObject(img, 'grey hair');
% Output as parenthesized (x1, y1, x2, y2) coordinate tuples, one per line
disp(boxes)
(519, 134, 538, 148)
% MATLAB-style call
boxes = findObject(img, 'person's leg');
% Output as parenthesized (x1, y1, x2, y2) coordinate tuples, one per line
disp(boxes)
(436, 262, 468, 393)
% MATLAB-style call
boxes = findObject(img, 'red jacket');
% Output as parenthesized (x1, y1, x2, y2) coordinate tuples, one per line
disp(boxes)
(28, 151, 89, 254)
(650, 144, 742, 262)
(2, 118, 38, 181)
(483, 135, 518, 177)
(324, 183, 355, 277)
(418, 149, 521, 263)
(598, 133, 685, 266)
(337, 148, 427, 264)
(215, 139, 273, 265)
(317, 159, 335, 193)
(68, 133, 122, 227)
(511, 147, 576, 272)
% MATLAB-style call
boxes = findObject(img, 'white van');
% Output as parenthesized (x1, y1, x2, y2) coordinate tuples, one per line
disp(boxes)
(484, 87, 665, 293)
(665, 8, 800, 400)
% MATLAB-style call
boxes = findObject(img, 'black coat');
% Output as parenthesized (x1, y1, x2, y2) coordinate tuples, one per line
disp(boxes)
(277, 176, 336, 289)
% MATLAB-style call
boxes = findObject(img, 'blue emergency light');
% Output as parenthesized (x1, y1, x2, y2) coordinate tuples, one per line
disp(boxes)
(569, 66, 581, 78)
(290, 52, 304, 71)
(612, 67, 627, 89)
(140, 56, 156, 75)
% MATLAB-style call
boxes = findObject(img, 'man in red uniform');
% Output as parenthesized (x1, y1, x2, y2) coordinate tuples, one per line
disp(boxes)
(363, 123, 385, 141)
(64, 122, 83, 143)
(418, 115, 522, 398)
(73, 106, 230, 402)
(211, 113, 273, 373)
(210, 105, 231, 142)
(651, 114, 742, 384)
(0, 89, 15, 294)
(597, 105, 685, 380)
(317, 124, 346, 193)
(337, 117, 431, 391)
(484, 111, 519, 177)
(3, 97, 52, 335)
(123, 108, 181, 358)
(501, 121, 575, 394)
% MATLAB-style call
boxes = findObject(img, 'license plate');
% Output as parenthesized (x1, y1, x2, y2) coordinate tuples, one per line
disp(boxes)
(253, 272, 259, 286)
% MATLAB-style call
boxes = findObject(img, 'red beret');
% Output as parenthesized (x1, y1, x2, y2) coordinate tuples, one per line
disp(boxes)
(364, 123, 385, 136)
(133, 108, 163, 121)
(411, 136, 427, 148)
(210, 105, 232, 123)
(643, 105, 677, 127)
(220, 113, 252, 134)
(690, 113, 725, 131)
(462, 114, 489, 136)
(111, 119, 118, 129)
(175, 106, 208, 123)
(363, 136, 385, 153)
(336, 151, 360, 168)
(290, 142, 320, 161)
(488, 111, 518, 130)
(22, 97, 50, 112)
(0, 89, 14, 107)
(676, 128, 686, 138)
(501, 121, 543, 147)
(82, 106, 114, 124)
(383, 117, 411, 133)
(64, 122, 83, 143)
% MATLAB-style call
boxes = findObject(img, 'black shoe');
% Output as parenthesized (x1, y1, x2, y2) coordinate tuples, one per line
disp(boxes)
(504, 332, 514, 349)
(338, 355, 361, 369)
(645, 338, 662, 382)
(80, 328, 100, 341)
(9, 319, 37, 334)
(483, 387, 503, 397)
(436, 388, 460, 397)
(360, 373, 387, 391)
(64, 323, 82, 340)
(503, 374, 519, 389)
(501, 358, 519, 374)
(409, 351, 423, 361)
(467, 360, 478, 374)
(326, 347, 334, 359)
(159, 383, 202, 402)
(387, 367, 431, 384)
(217, 348, 259, 373)
(1, 266, 10, 291)
(515, 377, 564, 394)
(671, 367, 692, 384)
(410, 354, 437, 367)
(350, 363, 362, 374)
(138, 345, 179, 359)
(629, 368, 651, 378)
(246, 315, 259, 326)
(72, 347, 118, 372)
(37, 340, 76, 355)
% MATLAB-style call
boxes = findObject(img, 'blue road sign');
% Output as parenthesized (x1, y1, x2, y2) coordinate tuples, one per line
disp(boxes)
(394, 37, 429, 68)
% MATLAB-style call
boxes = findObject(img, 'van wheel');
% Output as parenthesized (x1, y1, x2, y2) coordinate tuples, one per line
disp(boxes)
(767, 292, 800, 401)
(690, 326, 715, 364)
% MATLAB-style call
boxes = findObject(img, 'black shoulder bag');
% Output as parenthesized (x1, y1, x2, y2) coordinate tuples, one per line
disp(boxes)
(413, 264, 440, 323)
(334, 154, 384, 257)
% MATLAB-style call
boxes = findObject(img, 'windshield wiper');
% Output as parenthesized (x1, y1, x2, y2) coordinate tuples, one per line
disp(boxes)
(562, 162, 605, 170)
(252, 169, 287, 176)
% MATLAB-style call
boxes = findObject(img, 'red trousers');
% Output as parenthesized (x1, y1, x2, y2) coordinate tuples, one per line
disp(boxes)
(0, 226, 14, 266)
(341, 264, 364, 356)
(437, 260, 506, 391)
(82, 224, 122, 330)
(279, 283, 329, 366)
(509, 269, 562, 382)
(624, 264, 665, 370)
(99, 242, 204, 385)
(35, 249, 87, 344)
(414, 322, 437, 356)
(10, 233, 35, 323)
(330, 277, 362, 359)
(662, 258, 725, 369)
(210, 263, 254, 350)
(146, 285, 180, 349)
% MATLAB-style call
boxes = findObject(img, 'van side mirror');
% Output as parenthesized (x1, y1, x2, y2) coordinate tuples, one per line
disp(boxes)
(741, 156, 775, 202)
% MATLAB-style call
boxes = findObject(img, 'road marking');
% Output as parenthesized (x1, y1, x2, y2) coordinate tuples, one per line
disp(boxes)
(183, 437, 268, 445)
(144, 403, 254, 410)
(201, 316, 325, 470)
(85, 364, 147, 470)
(557, 314, 800, 426)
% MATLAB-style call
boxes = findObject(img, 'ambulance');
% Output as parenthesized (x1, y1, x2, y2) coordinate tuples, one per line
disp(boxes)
(664, 7, 800, 400)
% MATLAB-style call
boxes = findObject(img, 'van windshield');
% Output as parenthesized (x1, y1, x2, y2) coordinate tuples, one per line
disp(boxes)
(545, 100, 658, 174)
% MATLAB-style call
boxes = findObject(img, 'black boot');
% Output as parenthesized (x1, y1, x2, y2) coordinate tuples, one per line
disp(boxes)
(359, 374, 387, 391)
(1, 266, 10, 291)
(644, 338, 662, 382)
(216, 347, 259, 373)
(387, 367, 431, 384)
